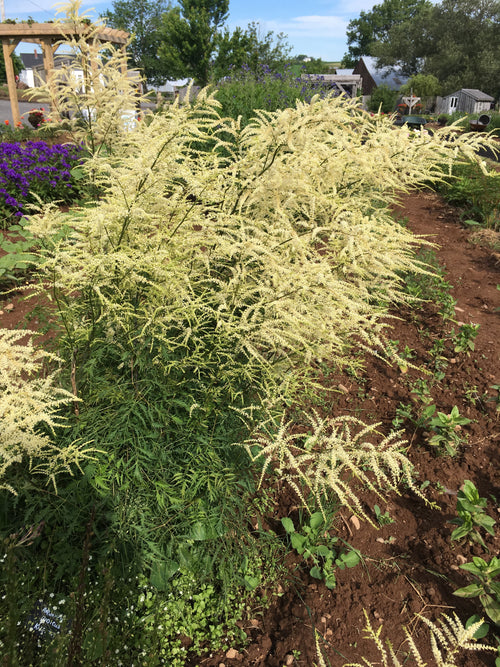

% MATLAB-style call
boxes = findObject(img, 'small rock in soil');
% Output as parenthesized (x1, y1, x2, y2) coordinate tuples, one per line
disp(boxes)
(225, 648, 241, 660)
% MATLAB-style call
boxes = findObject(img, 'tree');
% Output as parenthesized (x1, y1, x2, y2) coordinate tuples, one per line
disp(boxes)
(158, 0, 229, 86)
(341, 0, 431, 67)
(374, 0, 500, 96)
(102, 0, 171, 88)
(212, 22, 291, 80)
(289, 54, 330, 75)
(0, 51, 23, 85)
(399, 73, 441, 109)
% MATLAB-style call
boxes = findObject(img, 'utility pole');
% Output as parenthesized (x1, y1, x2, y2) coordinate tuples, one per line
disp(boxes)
(0, 0, 5, 22)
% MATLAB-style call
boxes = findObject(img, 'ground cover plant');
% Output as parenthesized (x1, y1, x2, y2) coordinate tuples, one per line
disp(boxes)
(1, 4, 500, 664)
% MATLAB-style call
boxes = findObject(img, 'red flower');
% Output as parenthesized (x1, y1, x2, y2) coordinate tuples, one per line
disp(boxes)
(16, 122, 23, 128)
(4, 120, 9, 125)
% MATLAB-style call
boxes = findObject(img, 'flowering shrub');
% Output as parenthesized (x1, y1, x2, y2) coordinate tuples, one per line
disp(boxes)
(0, 140, 83, 226)
(214, 63, 335, 126)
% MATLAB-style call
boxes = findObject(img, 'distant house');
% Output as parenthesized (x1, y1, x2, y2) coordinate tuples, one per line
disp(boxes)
(436, 89, 495, 115)
(19, 51, 43, 87)
(352, 56, 408, 96)
(19, 51, 84, 88)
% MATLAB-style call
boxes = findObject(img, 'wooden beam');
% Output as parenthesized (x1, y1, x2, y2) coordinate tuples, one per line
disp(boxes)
(0, 22, 129, 45)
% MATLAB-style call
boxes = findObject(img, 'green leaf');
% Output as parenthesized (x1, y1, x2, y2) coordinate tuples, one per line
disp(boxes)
(479, 594, 500, 626)
(281, 517, 295, 533)
(315, 545, 332, 558)
(324, 573, 337, 589)
(310, 566, 323, 579)
(150, 560, 179, 591)
(244, 575, 260, 591)
(290, 532, 305, 552)
(451, 524, 471, 541)
(342, 550, 361, 568)
(453, 583, 483, 598)
(309, 512, 324, 531)
(475, 515, 496, 535)
(190, 521, 207, 541)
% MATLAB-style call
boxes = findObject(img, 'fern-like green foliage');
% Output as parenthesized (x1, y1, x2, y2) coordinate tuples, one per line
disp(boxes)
(339, 610, 496, 667)
(0, 329, 96, 493)
(244, 412, 424, 523)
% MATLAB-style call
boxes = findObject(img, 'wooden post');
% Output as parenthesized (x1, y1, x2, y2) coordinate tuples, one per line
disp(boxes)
(2, 38, 21, 126)
(40, 37, 61, 121)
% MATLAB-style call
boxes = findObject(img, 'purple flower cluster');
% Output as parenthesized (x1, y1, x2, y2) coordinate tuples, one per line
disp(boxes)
(0, 140, 83, 220)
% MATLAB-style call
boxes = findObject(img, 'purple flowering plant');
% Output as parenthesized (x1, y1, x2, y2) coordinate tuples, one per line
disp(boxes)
(0, 140, 84, 227)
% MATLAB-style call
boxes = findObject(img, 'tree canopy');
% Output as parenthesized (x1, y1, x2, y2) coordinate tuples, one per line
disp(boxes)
(373, 0, 500, 96)
(0, 51, 24, 85)
(341, 0, 430, 67)
(158, 0, 229, 86)
(212, 21, 292, 81)
(102, 0, 171, 87)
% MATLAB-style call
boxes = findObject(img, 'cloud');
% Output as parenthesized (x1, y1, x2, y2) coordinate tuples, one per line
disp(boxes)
(257, 15, 348, 39)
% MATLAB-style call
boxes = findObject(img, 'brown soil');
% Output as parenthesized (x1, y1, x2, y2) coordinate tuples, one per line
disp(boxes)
(1, 191, 499, 667)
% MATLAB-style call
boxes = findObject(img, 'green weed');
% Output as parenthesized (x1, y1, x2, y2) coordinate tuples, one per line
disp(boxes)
(454, 556, 500, 626)
(450, 480, 496, 548)
(281, 512, 360, 589)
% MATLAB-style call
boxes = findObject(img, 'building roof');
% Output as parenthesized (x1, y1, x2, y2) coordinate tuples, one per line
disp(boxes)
(446, 88, 495, 101)
(20, 51, 80, 71)
(359, 56, 408, 90)
(20, 52, 42, 69)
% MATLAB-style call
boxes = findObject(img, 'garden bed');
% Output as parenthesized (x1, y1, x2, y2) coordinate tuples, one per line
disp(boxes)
(1, 190, 499, 666)
(197, 191, 500, 666)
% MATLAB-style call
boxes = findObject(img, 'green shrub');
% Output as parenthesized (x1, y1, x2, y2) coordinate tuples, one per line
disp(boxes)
(436, 160, 500, 230)
(368, 84, 398, 114)
(3, 4, 500, 660)
(213, 64, 332, 126)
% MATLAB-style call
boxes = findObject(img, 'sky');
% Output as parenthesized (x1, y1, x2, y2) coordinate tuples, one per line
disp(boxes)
(3, 0, 378, 62)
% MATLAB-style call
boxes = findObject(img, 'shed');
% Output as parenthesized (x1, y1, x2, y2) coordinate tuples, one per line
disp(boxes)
(437, 89, 495, 115)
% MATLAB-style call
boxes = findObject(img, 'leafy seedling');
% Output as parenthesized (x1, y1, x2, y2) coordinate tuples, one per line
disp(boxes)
(373, 505, 395, 526)
(282, 513, 360, 589)
(454, 556, 500, 626)
(450, 480, 496, 549)
(428, 406, 471, 456)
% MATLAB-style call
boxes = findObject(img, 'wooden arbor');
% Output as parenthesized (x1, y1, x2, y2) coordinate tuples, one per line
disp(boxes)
(0, 22, 129, 125)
